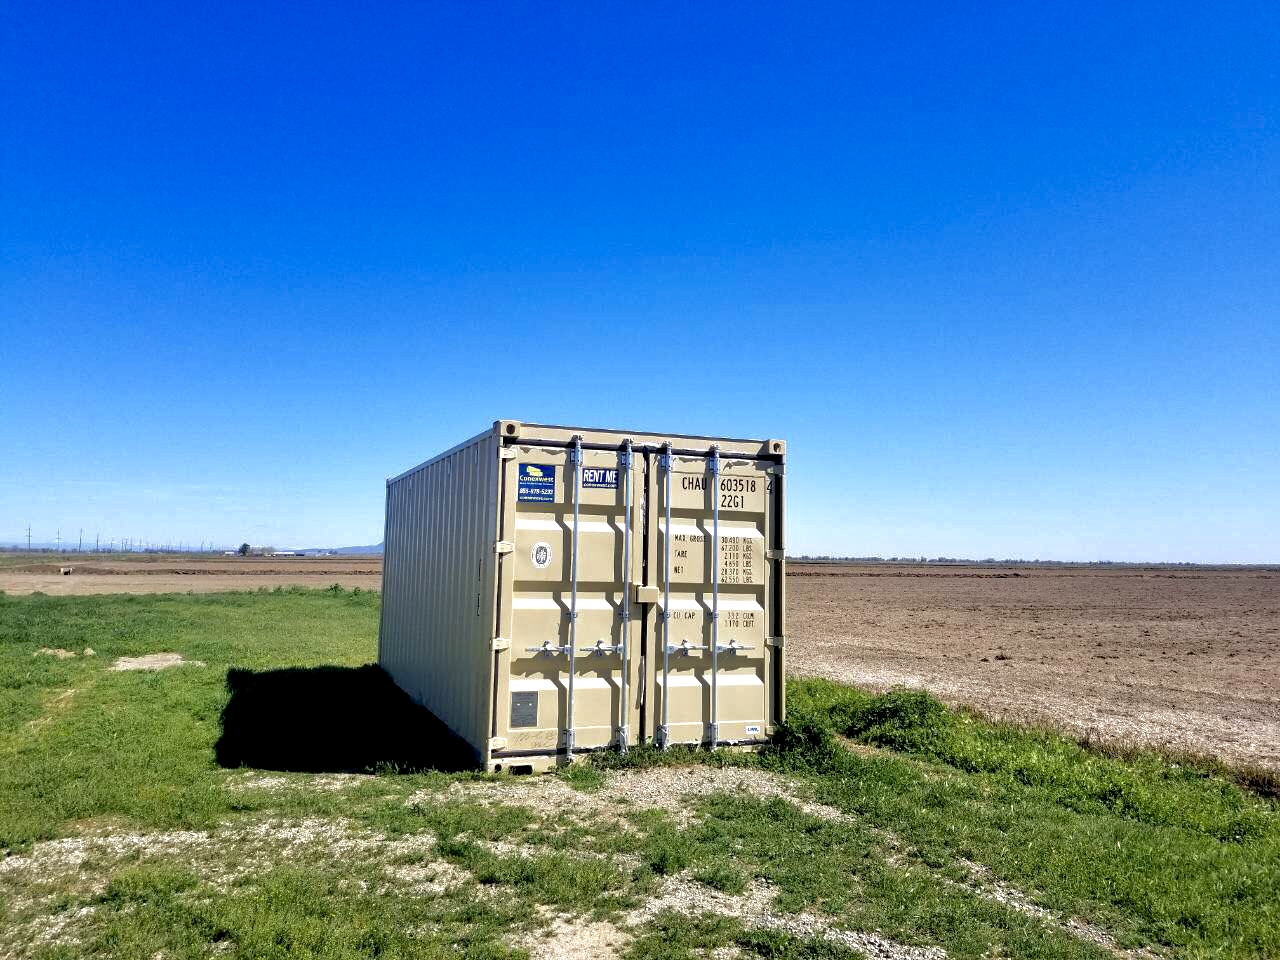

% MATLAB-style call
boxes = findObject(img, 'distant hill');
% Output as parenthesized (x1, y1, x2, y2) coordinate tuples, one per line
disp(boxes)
(304, 543, 384, 555)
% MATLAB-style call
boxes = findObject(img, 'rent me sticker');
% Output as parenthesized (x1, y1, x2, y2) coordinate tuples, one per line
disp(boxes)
(581, 467, 618, 489)
(518, 463, 556, 502)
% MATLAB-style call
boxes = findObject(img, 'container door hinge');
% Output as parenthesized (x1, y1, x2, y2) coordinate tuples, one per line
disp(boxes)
(766, 636, 786, 649)
(490, 637, 511, 652)
(499, 448, 518, 461)
(766, 548, 785, 560)
(767, 464, 785, 476)
(633, 584, 660, 604)
(488, 737, 507, 752)
(495, 540, 514, 555)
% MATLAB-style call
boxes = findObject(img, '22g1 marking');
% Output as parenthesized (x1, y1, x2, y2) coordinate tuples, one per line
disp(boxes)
(718, 476, 757, 509)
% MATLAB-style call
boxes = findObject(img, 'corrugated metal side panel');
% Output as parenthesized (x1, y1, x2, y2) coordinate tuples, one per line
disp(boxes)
(379, 430, 499, 755)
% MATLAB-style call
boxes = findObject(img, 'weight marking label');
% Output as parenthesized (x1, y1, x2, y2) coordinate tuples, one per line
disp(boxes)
(518, 463, 556, 502)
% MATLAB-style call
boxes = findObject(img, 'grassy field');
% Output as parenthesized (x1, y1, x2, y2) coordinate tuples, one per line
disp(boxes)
(1, 589, 1277, 959)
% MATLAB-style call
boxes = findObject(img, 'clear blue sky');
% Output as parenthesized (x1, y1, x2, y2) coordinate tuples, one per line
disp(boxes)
(3, 2, 1277, 561)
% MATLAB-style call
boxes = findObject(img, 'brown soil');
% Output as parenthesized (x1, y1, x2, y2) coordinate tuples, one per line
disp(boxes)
(788, 563, 1280, 771)
(4, 555, 1277, 771)
(0, 555, 382, 595)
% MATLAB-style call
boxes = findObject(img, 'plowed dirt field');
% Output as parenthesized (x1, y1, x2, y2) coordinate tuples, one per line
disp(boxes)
(788, 562, 1280, 771)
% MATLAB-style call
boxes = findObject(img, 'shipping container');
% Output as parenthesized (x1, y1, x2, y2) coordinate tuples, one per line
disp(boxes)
(378, 420, 786, 772)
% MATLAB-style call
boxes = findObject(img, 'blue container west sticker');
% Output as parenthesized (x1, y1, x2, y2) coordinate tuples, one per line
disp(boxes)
(581, 466, 618, 489)
(517, 463, 556, 502)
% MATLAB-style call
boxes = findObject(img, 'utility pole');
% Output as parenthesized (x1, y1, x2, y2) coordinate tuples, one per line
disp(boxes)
(55, 530, 62, 552)
(78, 529, 83, 552)
(95, 533, 100, 552)
(26, 526, 32, 551)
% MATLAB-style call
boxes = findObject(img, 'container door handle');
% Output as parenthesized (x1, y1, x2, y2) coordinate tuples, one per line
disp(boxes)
(666, 638, 706, 655)
(580, 638, 623, 655)
(525, 640, 572, 655)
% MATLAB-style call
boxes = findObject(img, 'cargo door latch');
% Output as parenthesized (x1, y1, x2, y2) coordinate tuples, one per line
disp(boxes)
(525, 640, 573, 656)
(494, 541, 514, 555)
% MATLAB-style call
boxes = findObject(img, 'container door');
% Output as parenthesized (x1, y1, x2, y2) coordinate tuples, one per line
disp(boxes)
(499, 441, 642, 757)
(649, 447, 772, 746)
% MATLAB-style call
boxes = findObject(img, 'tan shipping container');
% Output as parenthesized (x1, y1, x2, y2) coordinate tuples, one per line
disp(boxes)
(378, 420, 786, 772)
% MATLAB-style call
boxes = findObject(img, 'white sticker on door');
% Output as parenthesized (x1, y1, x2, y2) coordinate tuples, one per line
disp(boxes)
(530, 540, 553, 569)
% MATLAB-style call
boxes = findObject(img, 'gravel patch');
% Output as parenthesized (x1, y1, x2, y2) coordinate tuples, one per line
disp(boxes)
(110, 652, 205, 671)
(606, 766, 853, 826)
(225, 772, 375, 793)
(408, 765, 850, 828)
(380, 859, 471, 896)
(0, 817, 452, 955)
(520, 915, 630, 960)
(633, 875, 945, 960)
(7, 905, 97, 952)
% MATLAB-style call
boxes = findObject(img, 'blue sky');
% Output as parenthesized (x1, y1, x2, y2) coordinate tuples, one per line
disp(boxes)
(2, 2, 1277, 561)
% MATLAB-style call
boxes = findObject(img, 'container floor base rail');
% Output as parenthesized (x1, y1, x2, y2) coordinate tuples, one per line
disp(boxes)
(485, 740, 771, 775)
(377, 420, 786, 772)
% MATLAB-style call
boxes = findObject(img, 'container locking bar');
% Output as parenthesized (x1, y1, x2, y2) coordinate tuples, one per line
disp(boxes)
(656, 442, 674, 750)
(716, 640, 754, 653)
(565, 435, 583, 757)
(617, 439, 633, 751)
(525, 640, 573, 655)
(666, 637, 706, 655)
(708, 445, 722, 745)
(580, 638, 623, 655)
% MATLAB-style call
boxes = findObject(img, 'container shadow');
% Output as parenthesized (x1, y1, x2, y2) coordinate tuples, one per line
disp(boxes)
(215, 663, 477, 773)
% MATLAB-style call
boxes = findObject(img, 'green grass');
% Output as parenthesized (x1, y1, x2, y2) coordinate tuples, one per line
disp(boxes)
(55, 862, 530, 960)
(0, 588, 382, 847)
(765, 679, 1280, 958)
(2, 590, 1278, 959)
